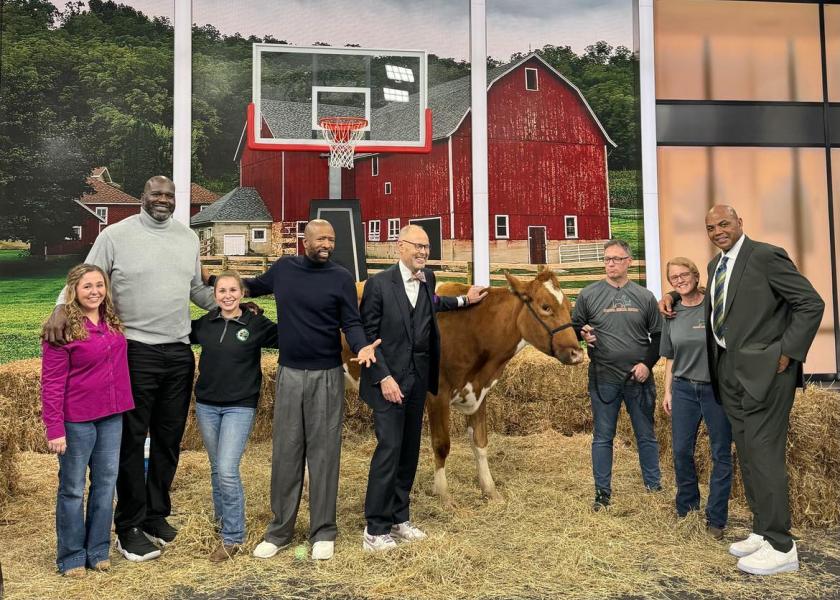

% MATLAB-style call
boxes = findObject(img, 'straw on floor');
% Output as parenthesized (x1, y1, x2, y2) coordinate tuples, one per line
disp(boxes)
(2, 432, 840, 600)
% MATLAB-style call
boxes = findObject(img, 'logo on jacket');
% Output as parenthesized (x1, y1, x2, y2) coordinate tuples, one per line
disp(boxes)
(236, 329, 250, 342)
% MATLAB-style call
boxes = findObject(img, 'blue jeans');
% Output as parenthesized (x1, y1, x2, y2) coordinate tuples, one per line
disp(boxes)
(671, 377, 733, 529)
(589, 367, 660, 495)
(56, 414, 122, 573)
(195, 403, 255, 545)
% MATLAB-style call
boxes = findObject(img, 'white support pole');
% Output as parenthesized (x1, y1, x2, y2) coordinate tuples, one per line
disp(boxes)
(470, 0, 490, 286)
(637, 0, 662, 297)
(172, 0, 192, 225)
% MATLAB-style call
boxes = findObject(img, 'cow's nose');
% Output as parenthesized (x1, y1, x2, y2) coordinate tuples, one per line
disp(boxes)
(569, 348, 583, 364)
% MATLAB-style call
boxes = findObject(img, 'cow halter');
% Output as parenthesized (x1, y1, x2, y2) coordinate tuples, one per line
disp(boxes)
(512, 289, 574, 353)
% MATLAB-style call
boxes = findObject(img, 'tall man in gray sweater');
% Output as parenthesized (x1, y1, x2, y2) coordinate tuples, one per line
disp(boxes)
(45, 176, 217, 562)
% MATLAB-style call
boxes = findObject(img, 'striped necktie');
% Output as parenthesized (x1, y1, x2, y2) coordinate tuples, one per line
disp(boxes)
(712, 255, 729, 340)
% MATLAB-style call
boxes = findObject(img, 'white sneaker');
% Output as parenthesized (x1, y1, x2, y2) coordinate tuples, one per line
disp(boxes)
(363, 528, 398, 552)
(311, 540, 334, 560)
(391, 521, 427, 542)
(737, 540, 799, 575)
(253, 540, 286, 559)
(728, 533, 765, 557)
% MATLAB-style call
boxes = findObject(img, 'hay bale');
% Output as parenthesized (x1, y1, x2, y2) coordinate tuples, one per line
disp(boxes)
(0, 359, 46, 453)
(0, 395, 21, 504)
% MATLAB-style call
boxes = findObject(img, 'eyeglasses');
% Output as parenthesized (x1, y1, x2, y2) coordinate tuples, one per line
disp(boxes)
(603, 256, 630, 264)
(400, 240, 430, 252)
(668, 272, 694, 283)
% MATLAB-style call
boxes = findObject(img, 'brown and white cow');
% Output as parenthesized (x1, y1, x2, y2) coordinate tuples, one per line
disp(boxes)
(342, 270, 583, 505)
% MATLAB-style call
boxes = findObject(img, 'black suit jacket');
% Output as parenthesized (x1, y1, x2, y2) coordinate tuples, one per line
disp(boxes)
(705, 236, 824, 402)
(358, 263, 459, 408)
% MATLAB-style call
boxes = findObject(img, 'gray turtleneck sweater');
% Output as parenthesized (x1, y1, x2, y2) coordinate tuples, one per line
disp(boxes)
(57, 209, 216, 345)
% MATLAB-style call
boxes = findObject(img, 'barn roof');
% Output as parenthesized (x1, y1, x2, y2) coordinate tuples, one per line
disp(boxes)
(80, 177, 140, 205)
(424, 53, 616, 146)
(190, 187, 272, 226)
(236, 52, 615, 161)
(190, 183, 220, 205)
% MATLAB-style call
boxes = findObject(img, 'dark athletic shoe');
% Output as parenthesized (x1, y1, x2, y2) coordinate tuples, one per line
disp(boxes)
(116, 528, 162, 562)
(143, 518, 178, 547)
(592, 489, 611, 512)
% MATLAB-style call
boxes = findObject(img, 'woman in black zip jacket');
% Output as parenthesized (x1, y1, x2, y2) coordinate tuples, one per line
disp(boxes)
(190, 270, 277, 562)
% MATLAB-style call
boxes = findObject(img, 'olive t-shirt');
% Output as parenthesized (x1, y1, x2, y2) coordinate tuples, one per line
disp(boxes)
(572, 279, 662, 383)
(659, 302, 710, 383)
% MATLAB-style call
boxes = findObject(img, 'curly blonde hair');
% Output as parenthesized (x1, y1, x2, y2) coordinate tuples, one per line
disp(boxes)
(44, 264, 123, 342)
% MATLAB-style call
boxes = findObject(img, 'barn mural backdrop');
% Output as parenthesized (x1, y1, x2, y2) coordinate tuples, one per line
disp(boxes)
(189, 0, 643, 269)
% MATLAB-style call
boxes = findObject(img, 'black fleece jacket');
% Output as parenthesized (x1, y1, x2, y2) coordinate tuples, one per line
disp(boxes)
(190, 308, 278, 408)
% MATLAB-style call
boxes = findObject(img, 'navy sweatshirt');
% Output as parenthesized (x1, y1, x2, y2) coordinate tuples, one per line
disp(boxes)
(190, 308, 278, 408)
(246, 256, 368, 370)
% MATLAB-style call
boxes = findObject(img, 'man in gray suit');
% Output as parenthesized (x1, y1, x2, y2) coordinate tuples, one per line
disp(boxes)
(665, 205, 823, 575)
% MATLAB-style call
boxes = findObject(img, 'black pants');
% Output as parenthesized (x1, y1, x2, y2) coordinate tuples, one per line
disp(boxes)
(114, 340, 195, 533)
(717, 349, 797, 552)
(364, 369, 427, 535)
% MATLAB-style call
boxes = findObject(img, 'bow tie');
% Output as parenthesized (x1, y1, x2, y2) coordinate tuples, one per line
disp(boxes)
(411, 270, 426, 283)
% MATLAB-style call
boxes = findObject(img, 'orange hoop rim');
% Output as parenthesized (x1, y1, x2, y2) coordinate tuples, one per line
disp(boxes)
(319, 116, 368, 131)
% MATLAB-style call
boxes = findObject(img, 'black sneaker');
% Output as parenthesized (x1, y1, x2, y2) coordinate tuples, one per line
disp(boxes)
(116, 527, 162, 562)
(143, 518, 178, 547)
(592, 489, 611, 511)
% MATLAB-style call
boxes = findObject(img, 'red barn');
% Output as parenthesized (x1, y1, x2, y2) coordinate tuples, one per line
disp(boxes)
(235, 53, 614, 263)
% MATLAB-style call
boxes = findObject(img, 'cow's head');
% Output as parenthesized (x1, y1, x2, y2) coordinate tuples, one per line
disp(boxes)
(505, 270, 583, 365)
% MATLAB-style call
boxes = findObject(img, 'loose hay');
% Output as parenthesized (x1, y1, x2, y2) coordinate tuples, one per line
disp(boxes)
(3, 434, 840, 600)
(2, 350, 839, 527)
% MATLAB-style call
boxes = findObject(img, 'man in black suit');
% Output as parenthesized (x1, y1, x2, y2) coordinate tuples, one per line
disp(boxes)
(358, 225, 486, 551)
(666, 205, 823, 575)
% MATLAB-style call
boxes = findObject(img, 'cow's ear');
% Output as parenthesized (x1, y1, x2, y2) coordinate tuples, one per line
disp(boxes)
(505, 271, 527, 296)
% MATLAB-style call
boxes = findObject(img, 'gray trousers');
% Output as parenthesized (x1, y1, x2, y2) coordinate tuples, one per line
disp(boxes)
(717, 349, 796, 552)
(264, 366, 344, 545)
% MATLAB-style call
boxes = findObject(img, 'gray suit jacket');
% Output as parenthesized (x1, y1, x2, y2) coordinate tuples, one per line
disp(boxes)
(705, 236, 825, 402)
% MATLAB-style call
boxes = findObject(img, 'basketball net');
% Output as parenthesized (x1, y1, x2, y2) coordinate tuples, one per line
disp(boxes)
(319, 117, 368, 169)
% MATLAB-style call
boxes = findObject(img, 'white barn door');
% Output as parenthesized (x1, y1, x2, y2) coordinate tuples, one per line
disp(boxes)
(223, 234, 246, 256)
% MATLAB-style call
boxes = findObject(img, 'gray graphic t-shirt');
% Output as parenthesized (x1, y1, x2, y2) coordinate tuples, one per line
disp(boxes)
(659, 302, 710, 383)
(572, 279, 662, 383)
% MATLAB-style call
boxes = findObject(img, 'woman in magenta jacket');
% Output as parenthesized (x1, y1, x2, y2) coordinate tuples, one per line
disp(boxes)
(41, 264, 135, 577)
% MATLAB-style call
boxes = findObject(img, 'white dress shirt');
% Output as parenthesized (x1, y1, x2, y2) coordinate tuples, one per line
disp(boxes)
(710, 233, 746, 348)
(397, 261, 466, 309)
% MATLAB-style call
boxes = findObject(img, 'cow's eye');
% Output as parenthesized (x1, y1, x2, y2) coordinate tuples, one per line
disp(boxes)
(541, 304, 551, 312)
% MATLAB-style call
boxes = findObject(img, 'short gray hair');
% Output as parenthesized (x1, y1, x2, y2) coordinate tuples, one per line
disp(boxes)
(603, 239, 632, 258)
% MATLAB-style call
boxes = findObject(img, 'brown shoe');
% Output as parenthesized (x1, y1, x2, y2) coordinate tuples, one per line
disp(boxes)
(92, 560, 110, 572)
(63, 567, 86, 578)
(706, 525, 724, 541)
(209, 543, 241, 562)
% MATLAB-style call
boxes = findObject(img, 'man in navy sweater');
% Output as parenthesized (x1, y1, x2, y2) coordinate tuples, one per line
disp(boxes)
(245, 220, 379, 561)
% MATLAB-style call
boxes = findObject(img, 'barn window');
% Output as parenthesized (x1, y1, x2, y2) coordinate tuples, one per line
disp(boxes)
(388, 218, 400, 240)
(385, 181, 392, 195)
(95, 206, 108, 222)
(564, 215, 578, 239)
(525, 68, 539, 91)
(252, 228, 267, 242)
(69, 226, 82, 240)
(372, 156, 379, 177)
(368, 220, 381, 241)
(495, 215, 509, 239)
(296, 221, 307, 237)
(99, 222, 107, 233)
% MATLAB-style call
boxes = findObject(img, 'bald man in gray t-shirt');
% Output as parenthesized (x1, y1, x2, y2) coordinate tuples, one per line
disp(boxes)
(571, 240, 662, 510)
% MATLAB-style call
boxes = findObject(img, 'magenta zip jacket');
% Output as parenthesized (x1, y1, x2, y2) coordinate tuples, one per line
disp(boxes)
(41, 318, 134, 441)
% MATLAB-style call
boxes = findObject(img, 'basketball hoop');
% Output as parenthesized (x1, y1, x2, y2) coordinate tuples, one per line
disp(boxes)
(319, 116, 368, 169)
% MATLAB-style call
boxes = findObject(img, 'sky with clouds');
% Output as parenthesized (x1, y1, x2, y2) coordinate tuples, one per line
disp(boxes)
(97, 0, 634, 61)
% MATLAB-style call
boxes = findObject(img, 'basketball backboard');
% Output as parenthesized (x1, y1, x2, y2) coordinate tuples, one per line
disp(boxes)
(248, 44, 431, 154)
